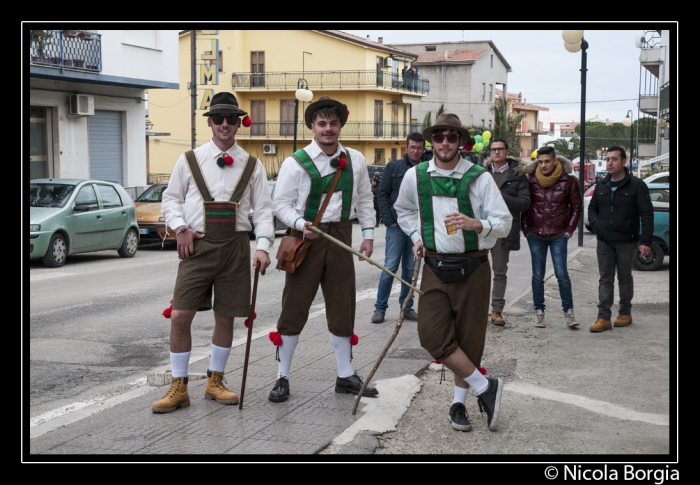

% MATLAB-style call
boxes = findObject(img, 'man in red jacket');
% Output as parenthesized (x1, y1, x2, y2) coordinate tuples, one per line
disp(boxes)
(522, 146, 582, 328)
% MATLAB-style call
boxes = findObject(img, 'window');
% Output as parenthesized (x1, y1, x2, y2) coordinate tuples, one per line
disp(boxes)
(491, 55, 494, 68)
(391, 102, 398, 137)
(489, 84, 493, 101)
(280, 99, 295, 136)
(374, 100, 383, 137)
(489, 120, 492, 129)
(426, 46, 436, 51)
(96, 185, 123, 209)
(30, 106, 51, 179)
(374, 148, 385, 164)
(251, 51, 265, 87)
(250, 100, 265, 135)
(391, 148, 397, 160)
(481, 119, 485, 127)
(75, 185, 98, 211)
(482, 83, 486, 100)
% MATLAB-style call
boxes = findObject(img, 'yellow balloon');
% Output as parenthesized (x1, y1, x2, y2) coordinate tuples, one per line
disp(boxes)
(482, 131, 491, 140)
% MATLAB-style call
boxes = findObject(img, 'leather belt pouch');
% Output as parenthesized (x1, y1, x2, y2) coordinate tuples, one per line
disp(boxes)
(425, 255, 488, 284)
(275, 230, 310, 273)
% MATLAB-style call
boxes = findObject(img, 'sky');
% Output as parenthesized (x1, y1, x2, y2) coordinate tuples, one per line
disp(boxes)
(342, 26, 674, 124)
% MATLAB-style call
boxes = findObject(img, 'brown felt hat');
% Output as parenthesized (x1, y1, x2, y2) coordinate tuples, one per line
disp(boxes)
(423, 113, 470, 142)
(304, 96, 349, 129)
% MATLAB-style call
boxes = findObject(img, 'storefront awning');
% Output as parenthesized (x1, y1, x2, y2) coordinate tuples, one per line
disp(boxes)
(402, 95, 421, 107)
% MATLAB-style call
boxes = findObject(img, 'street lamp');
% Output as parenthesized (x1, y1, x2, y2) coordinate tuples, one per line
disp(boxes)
(622, 110, 634, 164)
(293, 78, 313, 152)
(563, 30, 588, 248)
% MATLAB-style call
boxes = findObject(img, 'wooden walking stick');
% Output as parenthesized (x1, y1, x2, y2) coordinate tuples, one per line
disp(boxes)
(239, 261, 263, 410)
(351, 248, 423, 415)
(306, 225, 422, 295)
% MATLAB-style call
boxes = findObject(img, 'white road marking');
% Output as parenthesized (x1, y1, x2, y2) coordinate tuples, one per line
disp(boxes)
(506, 380, 669, 426)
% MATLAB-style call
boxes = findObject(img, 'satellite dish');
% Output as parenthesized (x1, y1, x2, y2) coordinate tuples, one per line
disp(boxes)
(634, 31, 645, 48)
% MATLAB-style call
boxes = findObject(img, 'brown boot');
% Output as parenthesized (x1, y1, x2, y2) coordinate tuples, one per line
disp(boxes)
(152, 376, 190, 413)
(614, 314, 633, 327)
(589, 318, 612, 333)
(491, 311, 505, 326)
(204, 370, 239, 404)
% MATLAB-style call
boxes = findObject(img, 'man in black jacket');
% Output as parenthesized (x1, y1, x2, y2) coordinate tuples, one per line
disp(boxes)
(483, 139, 531, 326)
(588, 146, 654, 332)
(370, 132, 425, 323)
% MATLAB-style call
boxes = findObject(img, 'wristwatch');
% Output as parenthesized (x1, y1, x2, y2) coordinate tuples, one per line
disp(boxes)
(175, 226, 188, 236)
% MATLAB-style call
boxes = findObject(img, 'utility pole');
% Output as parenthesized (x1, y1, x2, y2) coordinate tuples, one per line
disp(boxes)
(191, 30, 197, 150)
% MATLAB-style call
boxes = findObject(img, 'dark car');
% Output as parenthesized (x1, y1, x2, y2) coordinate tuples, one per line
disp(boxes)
(633, 183, 670, 271)
(367, 165, 386, 181)
(248, 181, 287, 239)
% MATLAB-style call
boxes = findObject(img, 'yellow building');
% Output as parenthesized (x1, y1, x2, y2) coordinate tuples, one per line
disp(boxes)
(147, 30, 426, 180)
(495, 89, 549, 158)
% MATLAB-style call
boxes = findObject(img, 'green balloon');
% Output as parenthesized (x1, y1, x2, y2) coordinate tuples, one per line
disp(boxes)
(482, 130, 492, 140)
(484, 139, 490, 146)
(474, 135, 483, 143)
(476, 142, 483, 152)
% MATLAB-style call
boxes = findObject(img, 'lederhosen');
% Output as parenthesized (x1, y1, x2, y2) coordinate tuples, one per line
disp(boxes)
(276, 147, 357, 337)
(171, 151, 258, 318)
(415, 161, 492, 363)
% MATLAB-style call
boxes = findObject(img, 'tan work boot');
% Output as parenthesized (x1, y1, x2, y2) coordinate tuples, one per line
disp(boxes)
(491, 311, 505, 326)
(589, 318, 612, 332)
(614, 314, 633, 327)
(535, 310, 546, 328)
(204, 370, 239, 404)
(152, 376, 190, 413)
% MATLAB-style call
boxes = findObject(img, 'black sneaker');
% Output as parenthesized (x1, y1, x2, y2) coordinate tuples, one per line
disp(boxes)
(477, 377, 503, 431)
(404, 308, 418, 321)
(335, 374, 378, 397)
(448, 402, 472, 431)
(371, 311, 385, 324)
(268, 377, 290, 402)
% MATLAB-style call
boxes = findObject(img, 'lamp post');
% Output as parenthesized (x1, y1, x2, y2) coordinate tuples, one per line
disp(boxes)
(563, 30, 588, 248)
(622, 110, 634, 165)
(293, 78, 313, 152)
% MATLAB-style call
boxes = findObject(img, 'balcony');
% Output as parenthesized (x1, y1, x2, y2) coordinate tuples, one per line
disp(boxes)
(640, 46, 663, 78)
(639, 95, 658, 117)
(659, 82, 669, 120)
(236, 121, 423, 141)
(30, 30, 102, 72)
(231, 70, 429, 96)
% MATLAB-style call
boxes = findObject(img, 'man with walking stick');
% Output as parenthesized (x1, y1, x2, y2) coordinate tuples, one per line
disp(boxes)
(394, 114, 512, 432)
(153, 92, 274, 413)
(268, 96, 377, 403)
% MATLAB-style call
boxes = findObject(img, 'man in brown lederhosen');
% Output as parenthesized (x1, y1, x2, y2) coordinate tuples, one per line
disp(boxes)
(153, 92, 274, 413)
(268, 96, 377, 403)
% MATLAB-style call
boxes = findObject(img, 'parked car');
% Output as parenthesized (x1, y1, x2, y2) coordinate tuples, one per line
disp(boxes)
(29, 179, 139, 267)
(134, 181, 176, 245)
(643, 171, 669, 185)
(634, 183, 670, 271)
(248, 181, 287, 239)
(582, 185, 596, 232)
(366, 165, 386, 181)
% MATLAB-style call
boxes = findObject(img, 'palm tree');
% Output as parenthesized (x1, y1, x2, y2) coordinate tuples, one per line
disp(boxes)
(421, 104, 446, 134)
(489, 96, 525, 154)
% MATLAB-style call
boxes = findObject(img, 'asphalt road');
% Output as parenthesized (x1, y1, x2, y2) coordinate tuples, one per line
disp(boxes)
(27, 224, 595, 425)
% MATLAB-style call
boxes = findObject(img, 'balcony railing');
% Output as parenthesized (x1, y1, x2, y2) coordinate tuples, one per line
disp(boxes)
(30, 30, 102, 72)
(237, 121, 423, 139)
(231, 70, 429, 95)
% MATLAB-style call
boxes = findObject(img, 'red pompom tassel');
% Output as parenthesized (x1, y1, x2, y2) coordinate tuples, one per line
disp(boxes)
(350, 333, 358, 345)
(269, 331, 282, 346)
(162, 300, 173, 318)
(478, 366, 487, 375)
(434, 359, 441, 365)
(242, 116, 252, 127)
(224, 154, 234, 166)
(338, 157, 347, 170)
(244, 311, 257, 328)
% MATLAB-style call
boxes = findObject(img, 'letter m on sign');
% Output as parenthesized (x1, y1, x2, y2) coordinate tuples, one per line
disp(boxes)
(200, 63, 219, 85)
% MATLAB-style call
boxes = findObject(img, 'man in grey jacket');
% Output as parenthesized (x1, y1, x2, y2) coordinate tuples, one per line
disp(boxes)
(484, 138, 531, 325)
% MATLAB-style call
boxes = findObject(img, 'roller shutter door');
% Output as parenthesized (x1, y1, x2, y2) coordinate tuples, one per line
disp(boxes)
(88, 110, 123, 185)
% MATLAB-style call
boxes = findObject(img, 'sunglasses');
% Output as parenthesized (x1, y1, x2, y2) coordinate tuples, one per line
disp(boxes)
(210, 115, 239, 125)
(432, 133, 460, 144)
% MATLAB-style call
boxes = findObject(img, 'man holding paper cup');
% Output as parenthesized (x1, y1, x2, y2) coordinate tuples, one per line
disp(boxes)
(394, 113, 512, 433)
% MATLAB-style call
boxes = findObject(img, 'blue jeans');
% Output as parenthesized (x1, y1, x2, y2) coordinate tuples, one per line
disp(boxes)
(374, 224, 415, 312)
(526, 232, 573, 313)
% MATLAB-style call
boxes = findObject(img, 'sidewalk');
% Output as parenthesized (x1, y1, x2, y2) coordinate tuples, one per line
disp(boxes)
(28, 237, 672, 458)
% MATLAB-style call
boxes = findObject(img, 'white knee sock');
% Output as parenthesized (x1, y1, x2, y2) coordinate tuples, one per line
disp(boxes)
(464, 368, 489, 395)
(170, 351, 191, 378)
(330, 333, 354, 378)
(277, 334, 299, 379)
(209, 343, 231, 373)
(453, 386, 469, 405)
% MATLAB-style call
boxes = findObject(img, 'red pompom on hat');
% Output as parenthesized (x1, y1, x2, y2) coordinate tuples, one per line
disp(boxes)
(242, 115, 252, 128)
(269, 331, 283, 346)
(244, 311, 257, 328)
(162, 300, 173, 319)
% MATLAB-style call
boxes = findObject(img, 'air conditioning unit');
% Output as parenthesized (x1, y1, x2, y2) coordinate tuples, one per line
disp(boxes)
(263, 143, 277, 155)
(69, 94, 94, 116)
(384, 57, 394, 68)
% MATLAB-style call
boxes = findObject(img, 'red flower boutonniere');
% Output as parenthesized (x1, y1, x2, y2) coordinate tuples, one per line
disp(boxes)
(217, 154, 234, 168)
(244, 311, 257, 328)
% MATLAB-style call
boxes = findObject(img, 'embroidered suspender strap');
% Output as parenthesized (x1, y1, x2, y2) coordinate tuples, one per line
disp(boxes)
(313, 167, 343, 227)
(457, 165, 486, 252)
(229, 154, 258, 203)
(416, 162, 436, 251)
(184, 150, 213, 201)
(293, 149, 349, 222)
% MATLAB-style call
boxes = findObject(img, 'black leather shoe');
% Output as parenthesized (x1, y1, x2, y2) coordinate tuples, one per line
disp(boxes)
(268, 377, 290, 402)
(335, 374, 378, 397)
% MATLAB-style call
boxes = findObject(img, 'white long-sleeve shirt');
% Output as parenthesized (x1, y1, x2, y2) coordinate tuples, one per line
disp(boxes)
(273, 139, 375, 239)
(161, 139, 275, 252)
(394, 157, 512, 253)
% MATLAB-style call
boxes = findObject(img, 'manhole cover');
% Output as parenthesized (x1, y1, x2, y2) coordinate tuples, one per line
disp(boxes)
(386, 348, 433, 360)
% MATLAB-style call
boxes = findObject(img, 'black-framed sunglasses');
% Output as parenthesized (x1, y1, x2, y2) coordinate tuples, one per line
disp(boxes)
(210, 115, 239, 125)
(432, 133, 460, 144)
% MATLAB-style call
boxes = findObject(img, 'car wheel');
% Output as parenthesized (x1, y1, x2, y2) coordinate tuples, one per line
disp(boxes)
(633, 241, 664, 271)
(42, 233, 67, 268)
(118, 228, 139, 258)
